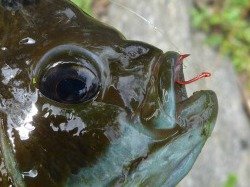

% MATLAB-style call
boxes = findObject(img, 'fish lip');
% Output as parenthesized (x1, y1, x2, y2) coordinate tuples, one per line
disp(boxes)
(176, 90, 218, 136)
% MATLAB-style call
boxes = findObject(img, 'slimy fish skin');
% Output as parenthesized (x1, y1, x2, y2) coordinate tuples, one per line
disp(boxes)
(0, 0, 218, 186)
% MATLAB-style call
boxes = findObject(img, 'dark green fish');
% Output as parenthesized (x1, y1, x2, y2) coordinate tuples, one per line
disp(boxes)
(0, 0, 218, 186)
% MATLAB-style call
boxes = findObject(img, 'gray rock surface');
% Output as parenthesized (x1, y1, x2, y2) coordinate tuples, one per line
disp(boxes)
(100, 0, 250, 186)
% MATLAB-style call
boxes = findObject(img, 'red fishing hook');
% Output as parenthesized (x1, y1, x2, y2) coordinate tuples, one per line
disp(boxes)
(176, 54, 211, 85)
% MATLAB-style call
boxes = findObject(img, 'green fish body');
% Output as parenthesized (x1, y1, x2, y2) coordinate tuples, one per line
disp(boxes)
(0, 0, 218, 186)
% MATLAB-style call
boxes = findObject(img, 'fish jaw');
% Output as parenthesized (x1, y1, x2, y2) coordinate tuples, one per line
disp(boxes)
(123, 90, 218, 186)
(176, 90, 218, 138)
(123, 129, 206, 187)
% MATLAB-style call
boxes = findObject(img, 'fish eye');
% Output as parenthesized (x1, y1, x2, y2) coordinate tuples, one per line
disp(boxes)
(34, 45, 102, 104)
(39, 63, 100, 104)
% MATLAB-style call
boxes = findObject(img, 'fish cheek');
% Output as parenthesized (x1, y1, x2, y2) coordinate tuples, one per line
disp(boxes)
(13, 101, 123, 185)
(103, 42, 163, 113)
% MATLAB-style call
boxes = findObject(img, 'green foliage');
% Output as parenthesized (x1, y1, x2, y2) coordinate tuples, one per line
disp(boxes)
(223, 173, 238, 187)
(192, 0, 250, 73)
(71, 0, 93, 15)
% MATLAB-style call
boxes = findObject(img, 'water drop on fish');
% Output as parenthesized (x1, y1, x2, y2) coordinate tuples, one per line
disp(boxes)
(19, 37, 36, 45)
(22, 169, 38, 178)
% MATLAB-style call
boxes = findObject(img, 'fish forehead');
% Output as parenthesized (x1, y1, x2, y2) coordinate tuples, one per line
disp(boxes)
(0, 0, 153, 62)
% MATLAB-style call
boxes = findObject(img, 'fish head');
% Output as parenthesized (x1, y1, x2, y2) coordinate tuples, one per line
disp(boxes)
(0, 0, 218, 186)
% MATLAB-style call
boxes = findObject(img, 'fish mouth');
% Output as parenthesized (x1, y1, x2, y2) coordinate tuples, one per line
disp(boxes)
(153, 51, 218, 134)
(120, 89, 218, 186)
(173, 52, 218, 137)
(129, 90, 218, 186)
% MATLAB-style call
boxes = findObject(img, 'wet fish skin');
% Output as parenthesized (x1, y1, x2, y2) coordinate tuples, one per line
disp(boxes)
(0, 0, 218, 186)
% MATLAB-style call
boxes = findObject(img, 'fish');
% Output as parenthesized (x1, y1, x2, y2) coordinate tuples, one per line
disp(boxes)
(0, 0, 218, 186)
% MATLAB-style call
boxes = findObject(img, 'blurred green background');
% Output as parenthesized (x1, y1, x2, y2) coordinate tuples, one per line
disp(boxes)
(192, 0, 250, 74)
(71, 0, 93, 15)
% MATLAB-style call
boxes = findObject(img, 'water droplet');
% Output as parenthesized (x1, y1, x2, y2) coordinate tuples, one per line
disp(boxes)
(1, 47, 7, 51)
(22, 169, 38, 178)
(25, 60, 31, 65)
(1, 65, 19, 85)
(19, 37, 36, 45)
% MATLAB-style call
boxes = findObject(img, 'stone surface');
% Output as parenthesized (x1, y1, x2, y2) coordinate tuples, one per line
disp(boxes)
(100, 0, 250, 186)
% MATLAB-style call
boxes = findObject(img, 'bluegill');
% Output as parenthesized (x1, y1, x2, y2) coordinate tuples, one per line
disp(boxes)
(0, 0, 218, 186)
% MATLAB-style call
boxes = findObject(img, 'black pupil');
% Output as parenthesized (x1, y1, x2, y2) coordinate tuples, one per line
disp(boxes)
(57, 78, 86, 102)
